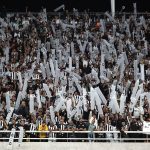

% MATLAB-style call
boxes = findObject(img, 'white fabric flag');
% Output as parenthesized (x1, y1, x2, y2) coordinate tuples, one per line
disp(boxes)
(100, 19, 105, 33)
(28, 62, 36, 79)
(41, 47, 47, 63)
(43, 8, 47, 22)
(73, 77, 82, 95)
(144, 40, 148, 56)
(112, 91, 120, 113)
(83, 88, 88, 111)
(119, 62, 125, 83)
(77, 40, 87, 53)
(50, 106, 56, 124)
(75, 56, 79, 69)
(6, 107, 14, 124)
(49, 59, 55, 77)
(71, 42, 75, 58)
(43, 83, 51, 98)
(45, 62, 51, 79)
(46, 41, 50, 52)
(76, 96, 83, 117)
(137, 53, 144, 64)
(68, 76, 73, 96)
(5, 47, 9, 64)
(120, 92, 126, 114)
(133, 3, 137, 17)
(36, 49, 40, 63)
(134, 88, 142, 107)
(15, 91, 22, 110)
(94, 89, 103, 116)
(29, 94, 34, 114)
(7, 128, 16, 150)
(109, 85, 119, 113)
(100, 54, 106, 79)
(140, 64, 145, 81)
(17, 71, 23, 90)
(90, 87, 95, 110)
(6, 92, 11, 112)
(141, 16, 147, 30)
(130, 85, 142, 112)
(72, 72, 82, 80)
(134, 60, 138, 81)
(111, 0, 115, 18)
(129, 97, 136, 113)
(36, 89, 42, 109)
(105, 12, 116, 23)
(123, 52, 129, 65)
(95, 87, 107, 105)
(18, 126, 24, 147)
(131, 79, 139, 97)
(69, 57, 72, 71)
(40, 63, 46, 79)
(22, 78, 28, 99)
(69, 108, 77, 120)
(54, 4, 65, 12)
(51, 23, 56, 35)
(66, 98, 72, 118)
(54, 95, 66, 112)
(54, 60, 59, 86)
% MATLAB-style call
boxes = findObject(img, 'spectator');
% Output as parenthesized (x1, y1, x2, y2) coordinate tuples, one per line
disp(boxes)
(38, 120, 48, 142)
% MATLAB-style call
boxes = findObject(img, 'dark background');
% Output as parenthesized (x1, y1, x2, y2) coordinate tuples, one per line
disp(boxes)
(0, 0, 149, 12)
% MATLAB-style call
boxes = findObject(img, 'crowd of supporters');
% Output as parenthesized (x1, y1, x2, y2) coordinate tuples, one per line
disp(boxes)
(0, 8, 150, 142)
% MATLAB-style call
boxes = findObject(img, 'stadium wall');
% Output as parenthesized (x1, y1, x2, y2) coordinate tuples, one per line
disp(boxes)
(1, 142, 150, 150)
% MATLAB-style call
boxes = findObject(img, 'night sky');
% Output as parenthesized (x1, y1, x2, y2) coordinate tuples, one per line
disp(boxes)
(0, 0, 149, 12)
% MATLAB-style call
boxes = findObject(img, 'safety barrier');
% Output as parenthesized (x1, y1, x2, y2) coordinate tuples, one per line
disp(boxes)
(0, 130, 150, 142)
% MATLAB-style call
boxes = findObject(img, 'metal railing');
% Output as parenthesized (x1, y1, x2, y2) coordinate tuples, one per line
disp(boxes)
(0, 130, 150, 142)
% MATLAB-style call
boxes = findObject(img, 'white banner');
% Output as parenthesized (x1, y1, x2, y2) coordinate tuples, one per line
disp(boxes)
(50, 106, 56, 124)
(43, 83, 51, 98)
(36, 89, 42, 109)
(29, 94, 34, 114)
(7, 128, 16, 150)
(140, 64, 145, 81)
(6, 107, 14, 124)
(49, 58, 55, 77)
(6, 92, 11, 113)
(22, 78, 28, 99)
(15, 91, 22, 110)
(18, 126, 24, 147)
(111, 0, 115, 18)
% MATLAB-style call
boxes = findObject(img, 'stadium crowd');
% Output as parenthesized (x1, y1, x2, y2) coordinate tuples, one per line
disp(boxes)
(0, 8, 150, 142)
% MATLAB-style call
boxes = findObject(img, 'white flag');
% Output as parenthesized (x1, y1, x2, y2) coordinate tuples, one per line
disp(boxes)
(7, 128, 16, 150)
(6, 107, 14, 124)
(50, 106, 56, 124)
(29, 94, 34, 114)
(18, 126, 24, 147)
(43, 83, 51, 98)
(6, 92, 11, 113)
(36, 89, 42, 109)
(15, 91, 22, 110)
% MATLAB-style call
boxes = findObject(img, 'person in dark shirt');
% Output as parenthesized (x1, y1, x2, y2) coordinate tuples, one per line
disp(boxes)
(16, 100, 29, 119)
(128, 117, 141, 141)
(67, 120, 76, 142)
(76, 118, 87, 142)
(56, 118, 68, 142)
